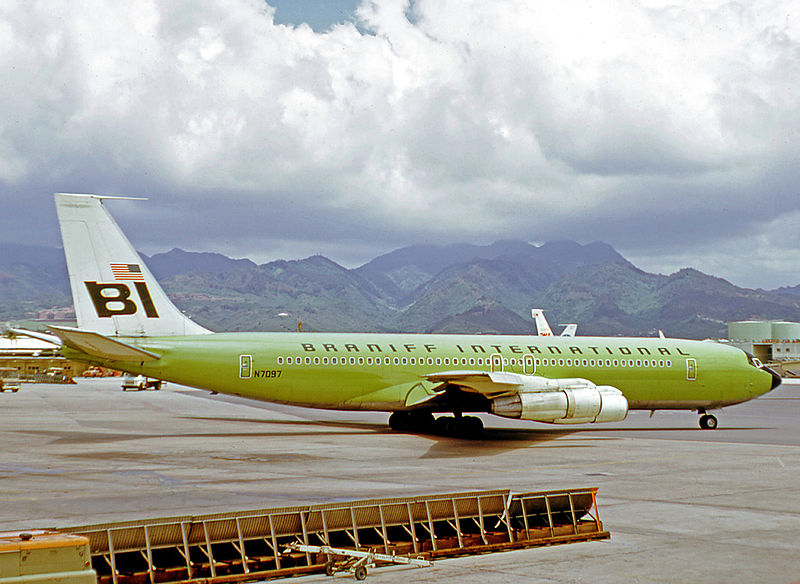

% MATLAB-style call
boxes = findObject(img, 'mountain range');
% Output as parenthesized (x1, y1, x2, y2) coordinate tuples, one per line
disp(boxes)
(2, 240, 800, 339)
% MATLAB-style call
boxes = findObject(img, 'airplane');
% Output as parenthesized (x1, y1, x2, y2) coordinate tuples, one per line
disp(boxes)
(46, 193, 781, 436)
(531, 309, 555, 336)
(560, 324, 578, 337)
(531, 309, 576, 337)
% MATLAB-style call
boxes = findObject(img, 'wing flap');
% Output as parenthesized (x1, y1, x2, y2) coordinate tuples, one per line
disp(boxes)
(48, 325, 161, 362)
(423, 370, 528, 397)
(422, 370, 595, 397)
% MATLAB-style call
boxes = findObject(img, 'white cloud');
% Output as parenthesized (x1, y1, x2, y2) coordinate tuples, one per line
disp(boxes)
(0, 0, 799, 285)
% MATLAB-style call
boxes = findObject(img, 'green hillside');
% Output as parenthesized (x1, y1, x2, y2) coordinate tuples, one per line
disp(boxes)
(3, 240, 800, 338)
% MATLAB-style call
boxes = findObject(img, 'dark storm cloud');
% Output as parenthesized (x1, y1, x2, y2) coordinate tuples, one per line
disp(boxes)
(1, 0, 799, 288)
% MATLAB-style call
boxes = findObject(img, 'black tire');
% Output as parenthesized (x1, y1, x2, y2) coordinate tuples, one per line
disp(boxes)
(433, 416, 451, 435)
(408, 410, 435, 431)
(354, 565, 367, 580)
(389, 411, 410, 431)
(699, 414, 718, 430)
(324, 560, 336, 577)
(462, 416, 484, 437)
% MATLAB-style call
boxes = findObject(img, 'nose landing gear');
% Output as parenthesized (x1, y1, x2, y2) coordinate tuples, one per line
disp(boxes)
(698, 411, 718, 430)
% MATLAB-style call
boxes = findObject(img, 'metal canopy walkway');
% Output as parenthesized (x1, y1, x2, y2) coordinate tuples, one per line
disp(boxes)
(64, 487, 608, 583)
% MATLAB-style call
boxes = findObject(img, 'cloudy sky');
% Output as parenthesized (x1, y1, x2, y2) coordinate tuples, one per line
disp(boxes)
(1, 0, 798, 289)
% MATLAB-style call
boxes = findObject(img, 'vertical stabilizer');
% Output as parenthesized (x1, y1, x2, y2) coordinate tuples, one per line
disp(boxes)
(55, 193, 210, 336)
(560, 324, 577, 337)
(531, 309, 554, 336)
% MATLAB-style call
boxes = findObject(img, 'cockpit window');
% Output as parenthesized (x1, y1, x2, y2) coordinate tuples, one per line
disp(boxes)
(743, 350, 763, 368)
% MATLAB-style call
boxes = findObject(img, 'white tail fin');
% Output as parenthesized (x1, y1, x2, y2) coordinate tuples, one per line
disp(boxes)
(55, 193, 210, 337)
(560, 324, 577, 337)
(531, 309, 554, 336)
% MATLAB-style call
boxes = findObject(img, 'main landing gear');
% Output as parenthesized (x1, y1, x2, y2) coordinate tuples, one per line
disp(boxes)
(698, 410, 718, 430)
(389, 411, 484, 438)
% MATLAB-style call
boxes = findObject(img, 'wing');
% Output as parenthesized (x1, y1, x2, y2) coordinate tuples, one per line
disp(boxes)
(421, 370, 628, 424)
(423, 370, 593, 396)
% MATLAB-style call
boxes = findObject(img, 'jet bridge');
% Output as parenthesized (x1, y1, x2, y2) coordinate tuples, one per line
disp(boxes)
(64, 487, 608, 584)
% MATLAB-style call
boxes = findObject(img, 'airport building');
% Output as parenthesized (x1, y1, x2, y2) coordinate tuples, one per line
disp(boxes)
(727, 320, 800, 363)
(0, 334, 88, 383)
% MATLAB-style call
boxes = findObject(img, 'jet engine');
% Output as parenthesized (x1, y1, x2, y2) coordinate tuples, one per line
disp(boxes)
(490, 378, 628, 424)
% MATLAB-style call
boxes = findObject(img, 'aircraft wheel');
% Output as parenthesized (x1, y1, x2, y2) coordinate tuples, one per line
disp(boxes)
(462, 416, 484, 437)
(433, 416, 484, 437)
(408, 410, 435, 431)
(389, 411, 410, 431)
(354, 565, 367, 580)
(699, 414, 718, 430)
(324, 559, 336, 576)
(433, 416, 451, 435)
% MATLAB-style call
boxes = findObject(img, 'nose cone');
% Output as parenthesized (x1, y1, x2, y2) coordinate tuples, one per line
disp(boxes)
(764, 365, 782, 390)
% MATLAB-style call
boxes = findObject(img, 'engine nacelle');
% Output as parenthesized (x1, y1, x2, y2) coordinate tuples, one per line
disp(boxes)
(491, 381, 628, 424)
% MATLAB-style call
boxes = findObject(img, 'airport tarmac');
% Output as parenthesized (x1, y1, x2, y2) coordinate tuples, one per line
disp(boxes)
(1, 377, 798, 583)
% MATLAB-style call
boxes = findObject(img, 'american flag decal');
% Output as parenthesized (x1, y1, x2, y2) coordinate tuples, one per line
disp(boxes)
(110, 263, 144, 281)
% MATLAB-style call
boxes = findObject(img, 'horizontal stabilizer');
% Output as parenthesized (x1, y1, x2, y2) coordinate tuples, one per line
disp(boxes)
(48, 326, 161, 362)
(7, 328, 63, 346)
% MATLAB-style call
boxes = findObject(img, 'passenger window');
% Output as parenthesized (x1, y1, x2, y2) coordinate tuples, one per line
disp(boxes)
(313, 357, 320, 365)
(490, 354, 502, 372)
(523, 355, 535, 374)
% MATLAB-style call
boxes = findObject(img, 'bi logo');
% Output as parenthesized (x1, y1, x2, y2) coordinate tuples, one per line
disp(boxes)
(85, 281, 159, 318)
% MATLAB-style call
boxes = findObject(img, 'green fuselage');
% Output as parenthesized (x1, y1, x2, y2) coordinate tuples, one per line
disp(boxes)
(63, 332, 775, 413)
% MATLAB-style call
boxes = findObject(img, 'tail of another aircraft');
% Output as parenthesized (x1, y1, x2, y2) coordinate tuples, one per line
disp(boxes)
(55, 193, 210, 337)
(531, 309, 554, 336)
